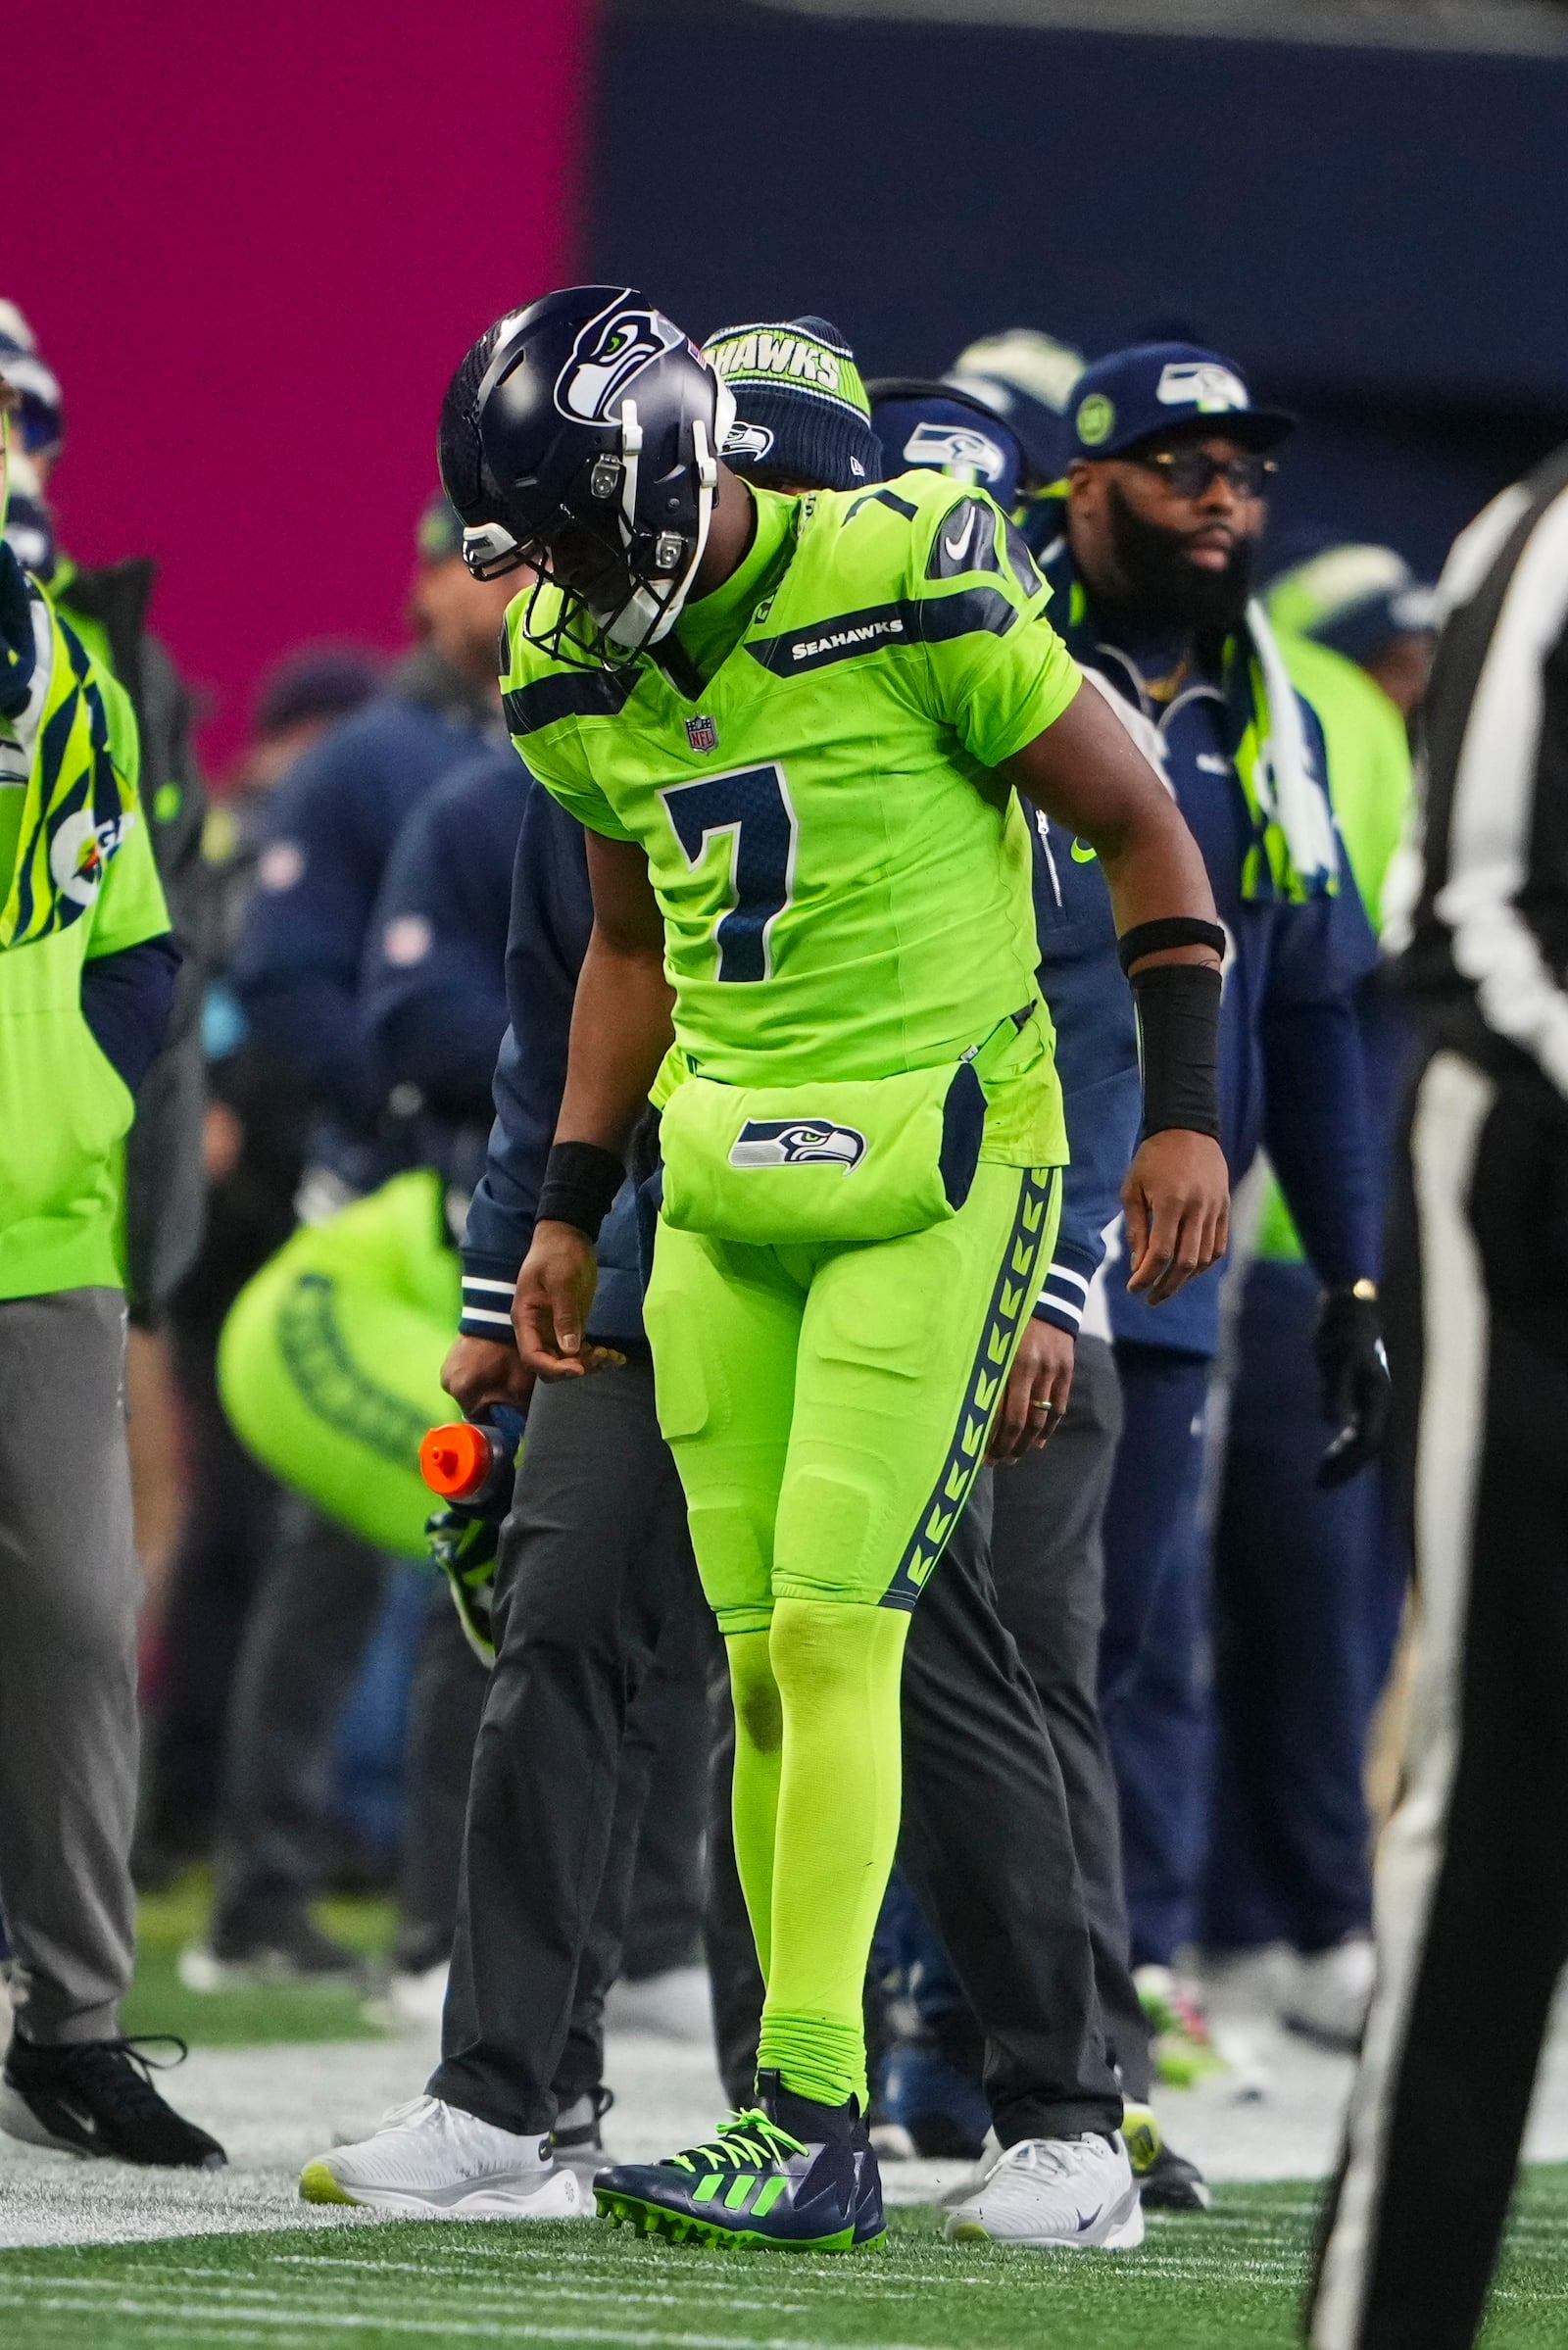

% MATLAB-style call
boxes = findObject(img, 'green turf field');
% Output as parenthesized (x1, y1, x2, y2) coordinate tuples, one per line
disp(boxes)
(119, 1878, 395, 2049)
(2, 2173, 1566, 2350)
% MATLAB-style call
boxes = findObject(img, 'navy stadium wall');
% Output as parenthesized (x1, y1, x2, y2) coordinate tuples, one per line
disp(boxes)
(587, 4, 1568, 573)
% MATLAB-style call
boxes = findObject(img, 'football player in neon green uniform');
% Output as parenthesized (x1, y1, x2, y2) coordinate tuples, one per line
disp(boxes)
(437, 287, 1230, 2250)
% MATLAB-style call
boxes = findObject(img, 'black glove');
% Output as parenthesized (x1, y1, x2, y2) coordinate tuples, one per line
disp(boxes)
(1313, 1281, 1391, 1489)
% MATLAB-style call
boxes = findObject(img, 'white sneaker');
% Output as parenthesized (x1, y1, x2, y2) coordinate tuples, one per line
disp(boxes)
(364, 1962, 450, 2036)
(300, 2095, 584, 2219)
(603, 1963, 711, 2043)
(944, 2132, 1144, 2248)
(1283, 1935, 1375, 2051)
(550, 2089, 612, 2184)
(868, 2120, 918, 2163)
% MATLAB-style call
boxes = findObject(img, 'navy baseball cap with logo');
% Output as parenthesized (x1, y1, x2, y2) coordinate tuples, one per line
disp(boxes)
(1067, 342, 1295, 464)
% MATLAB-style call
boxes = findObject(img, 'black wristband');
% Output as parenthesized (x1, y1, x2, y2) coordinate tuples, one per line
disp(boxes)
(535, 1141, 625, 1242)
(1130, 960, 1222, 1140)
(1116, 916, 1227, 975)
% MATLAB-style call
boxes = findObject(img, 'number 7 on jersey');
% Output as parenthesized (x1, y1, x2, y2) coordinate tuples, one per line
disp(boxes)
(659, 763, 799, 984)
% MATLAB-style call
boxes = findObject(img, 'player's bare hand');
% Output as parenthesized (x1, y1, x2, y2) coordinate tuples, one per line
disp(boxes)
(1122, 1129, 1230, 1305)
(441, 1335, 534, 1418)
(989, 1317, 1075, 1464)
(514, 1220, 626, 1380)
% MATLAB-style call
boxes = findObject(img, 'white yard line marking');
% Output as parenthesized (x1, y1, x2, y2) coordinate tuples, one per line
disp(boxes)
(0, 2289, 929, 2350)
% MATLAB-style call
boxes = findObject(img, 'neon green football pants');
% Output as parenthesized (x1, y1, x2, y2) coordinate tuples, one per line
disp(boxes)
(643, 1161, 1059, 2109)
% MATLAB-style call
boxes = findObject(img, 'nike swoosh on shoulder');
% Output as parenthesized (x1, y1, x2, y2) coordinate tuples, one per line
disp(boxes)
(943, 513, 977, 566)
(1069, 838, 1098, 863)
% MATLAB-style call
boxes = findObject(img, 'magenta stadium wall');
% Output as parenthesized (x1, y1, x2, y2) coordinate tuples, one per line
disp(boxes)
(13, 1, 592, 768)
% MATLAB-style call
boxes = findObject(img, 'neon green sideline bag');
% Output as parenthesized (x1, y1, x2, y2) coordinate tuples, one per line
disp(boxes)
(659, 1010, 1036, 1248)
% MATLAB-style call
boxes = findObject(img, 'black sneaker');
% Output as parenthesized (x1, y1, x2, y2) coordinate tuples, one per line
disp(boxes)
(595, 2070, 884, 2251)
(1123, 2102, 1212, 2212)
(0, 2034, 226, 2168)
(552, 2084, 613, 2182)
(180, 1896, 363, 1990)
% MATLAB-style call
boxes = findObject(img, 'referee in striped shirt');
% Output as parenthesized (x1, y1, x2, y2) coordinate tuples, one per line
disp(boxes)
(1310, 445, 1568, 2348)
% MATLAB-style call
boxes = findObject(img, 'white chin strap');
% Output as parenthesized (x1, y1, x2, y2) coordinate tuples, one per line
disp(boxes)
(601, 380, 736, 652)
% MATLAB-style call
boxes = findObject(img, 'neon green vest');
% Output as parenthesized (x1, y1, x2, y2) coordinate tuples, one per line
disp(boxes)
(1255, 634, 1412, 1264)
(0, 585, 170, 1298)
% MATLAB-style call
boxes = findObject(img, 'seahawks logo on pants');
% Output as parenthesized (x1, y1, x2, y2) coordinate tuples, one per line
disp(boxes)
(555, 292, 684, 422)
(729, 1120, 866, 1171)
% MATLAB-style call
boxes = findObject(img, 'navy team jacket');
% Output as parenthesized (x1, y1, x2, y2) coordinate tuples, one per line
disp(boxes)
(454, 770, 1144, 1353)
(361, 746, 526, 1133)
(231, 655, 497, 1184)
(1042, 550, 1383, 1360)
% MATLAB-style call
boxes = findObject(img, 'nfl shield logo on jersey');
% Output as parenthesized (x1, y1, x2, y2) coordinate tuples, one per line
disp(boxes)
(685, 713, 719, 753)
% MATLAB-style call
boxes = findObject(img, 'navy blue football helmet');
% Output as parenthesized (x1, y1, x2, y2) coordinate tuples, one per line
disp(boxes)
(866, 376, 1028, 512)
(438, 285, 734, 666)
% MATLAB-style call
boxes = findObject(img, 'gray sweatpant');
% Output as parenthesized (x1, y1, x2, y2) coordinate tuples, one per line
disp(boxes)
(0, 1288, 140, 2044)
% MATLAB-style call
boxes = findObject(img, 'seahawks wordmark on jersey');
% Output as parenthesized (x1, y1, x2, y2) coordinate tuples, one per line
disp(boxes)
(501, 470, 1079, 1167)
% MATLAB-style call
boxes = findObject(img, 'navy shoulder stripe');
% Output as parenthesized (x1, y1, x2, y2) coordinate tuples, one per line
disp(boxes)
(845, 487, 919, 524)
(503, 669, 635, 734)
(1002, 517, 1044, 599)
(915, 585, 1018, 644)
(747, 586, 1017, 676)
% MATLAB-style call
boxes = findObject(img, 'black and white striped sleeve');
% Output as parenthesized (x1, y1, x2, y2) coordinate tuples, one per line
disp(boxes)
(1395, 453, 1568, 1100)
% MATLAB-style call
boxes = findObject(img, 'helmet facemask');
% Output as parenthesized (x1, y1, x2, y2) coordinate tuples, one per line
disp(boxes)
(469, 371, 735, 673)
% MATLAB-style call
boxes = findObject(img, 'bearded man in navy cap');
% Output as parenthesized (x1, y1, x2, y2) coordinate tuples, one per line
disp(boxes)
(1039, 345, 1389, 2049)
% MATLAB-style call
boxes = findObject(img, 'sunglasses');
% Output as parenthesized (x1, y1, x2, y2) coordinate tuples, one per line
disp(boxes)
(1131, 447, 1277, 500)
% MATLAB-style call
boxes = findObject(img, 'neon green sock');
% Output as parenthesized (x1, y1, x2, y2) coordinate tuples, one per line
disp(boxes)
(725, 1628, 783, 1984)
(755, 1597, 909, 2111)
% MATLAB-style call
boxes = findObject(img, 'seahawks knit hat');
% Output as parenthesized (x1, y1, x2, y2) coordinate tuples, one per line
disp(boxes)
(702, 316, 882, 492)
(1267, 543, 1436, 666)
(0, 301, 64, 460)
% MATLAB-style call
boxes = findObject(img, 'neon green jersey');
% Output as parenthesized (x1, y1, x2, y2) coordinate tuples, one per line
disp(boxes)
(503, 473, 1082, 1160)
(1256, 634, 1413, 1266)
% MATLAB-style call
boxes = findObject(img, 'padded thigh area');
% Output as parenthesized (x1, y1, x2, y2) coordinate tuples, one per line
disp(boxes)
(646, 1165, 1058, 1627)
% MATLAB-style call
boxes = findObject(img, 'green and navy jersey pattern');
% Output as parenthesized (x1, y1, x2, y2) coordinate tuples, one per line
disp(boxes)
(882, 1165, 1057, 1610)
(0, 562, 172, 1298)
(0, 577, 151, 951)
(503, 473, 1080, 1162)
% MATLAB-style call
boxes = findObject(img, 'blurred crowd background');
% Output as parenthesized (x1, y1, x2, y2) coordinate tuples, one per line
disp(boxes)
(8, 0, 1566, 2082)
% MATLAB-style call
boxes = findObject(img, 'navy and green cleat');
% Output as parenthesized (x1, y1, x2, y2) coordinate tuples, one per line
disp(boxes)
(593, 2072, 885, 2251)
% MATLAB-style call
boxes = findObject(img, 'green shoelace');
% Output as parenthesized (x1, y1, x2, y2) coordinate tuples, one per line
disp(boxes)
(668, 2109, 806, 2174)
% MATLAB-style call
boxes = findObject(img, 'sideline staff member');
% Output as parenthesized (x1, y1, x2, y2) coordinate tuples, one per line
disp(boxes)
(0, 376, 219, 2167)
(1311, 452, 1568, 2348)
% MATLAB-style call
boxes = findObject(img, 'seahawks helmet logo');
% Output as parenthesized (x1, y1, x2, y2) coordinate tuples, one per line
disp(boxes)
(555, 293, 684, 423)
(722, 419, 776, 465)
(729, 1119, 866, 1171)
(1155, 361, 1250, 416)
(903, 420, 1007, 483)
